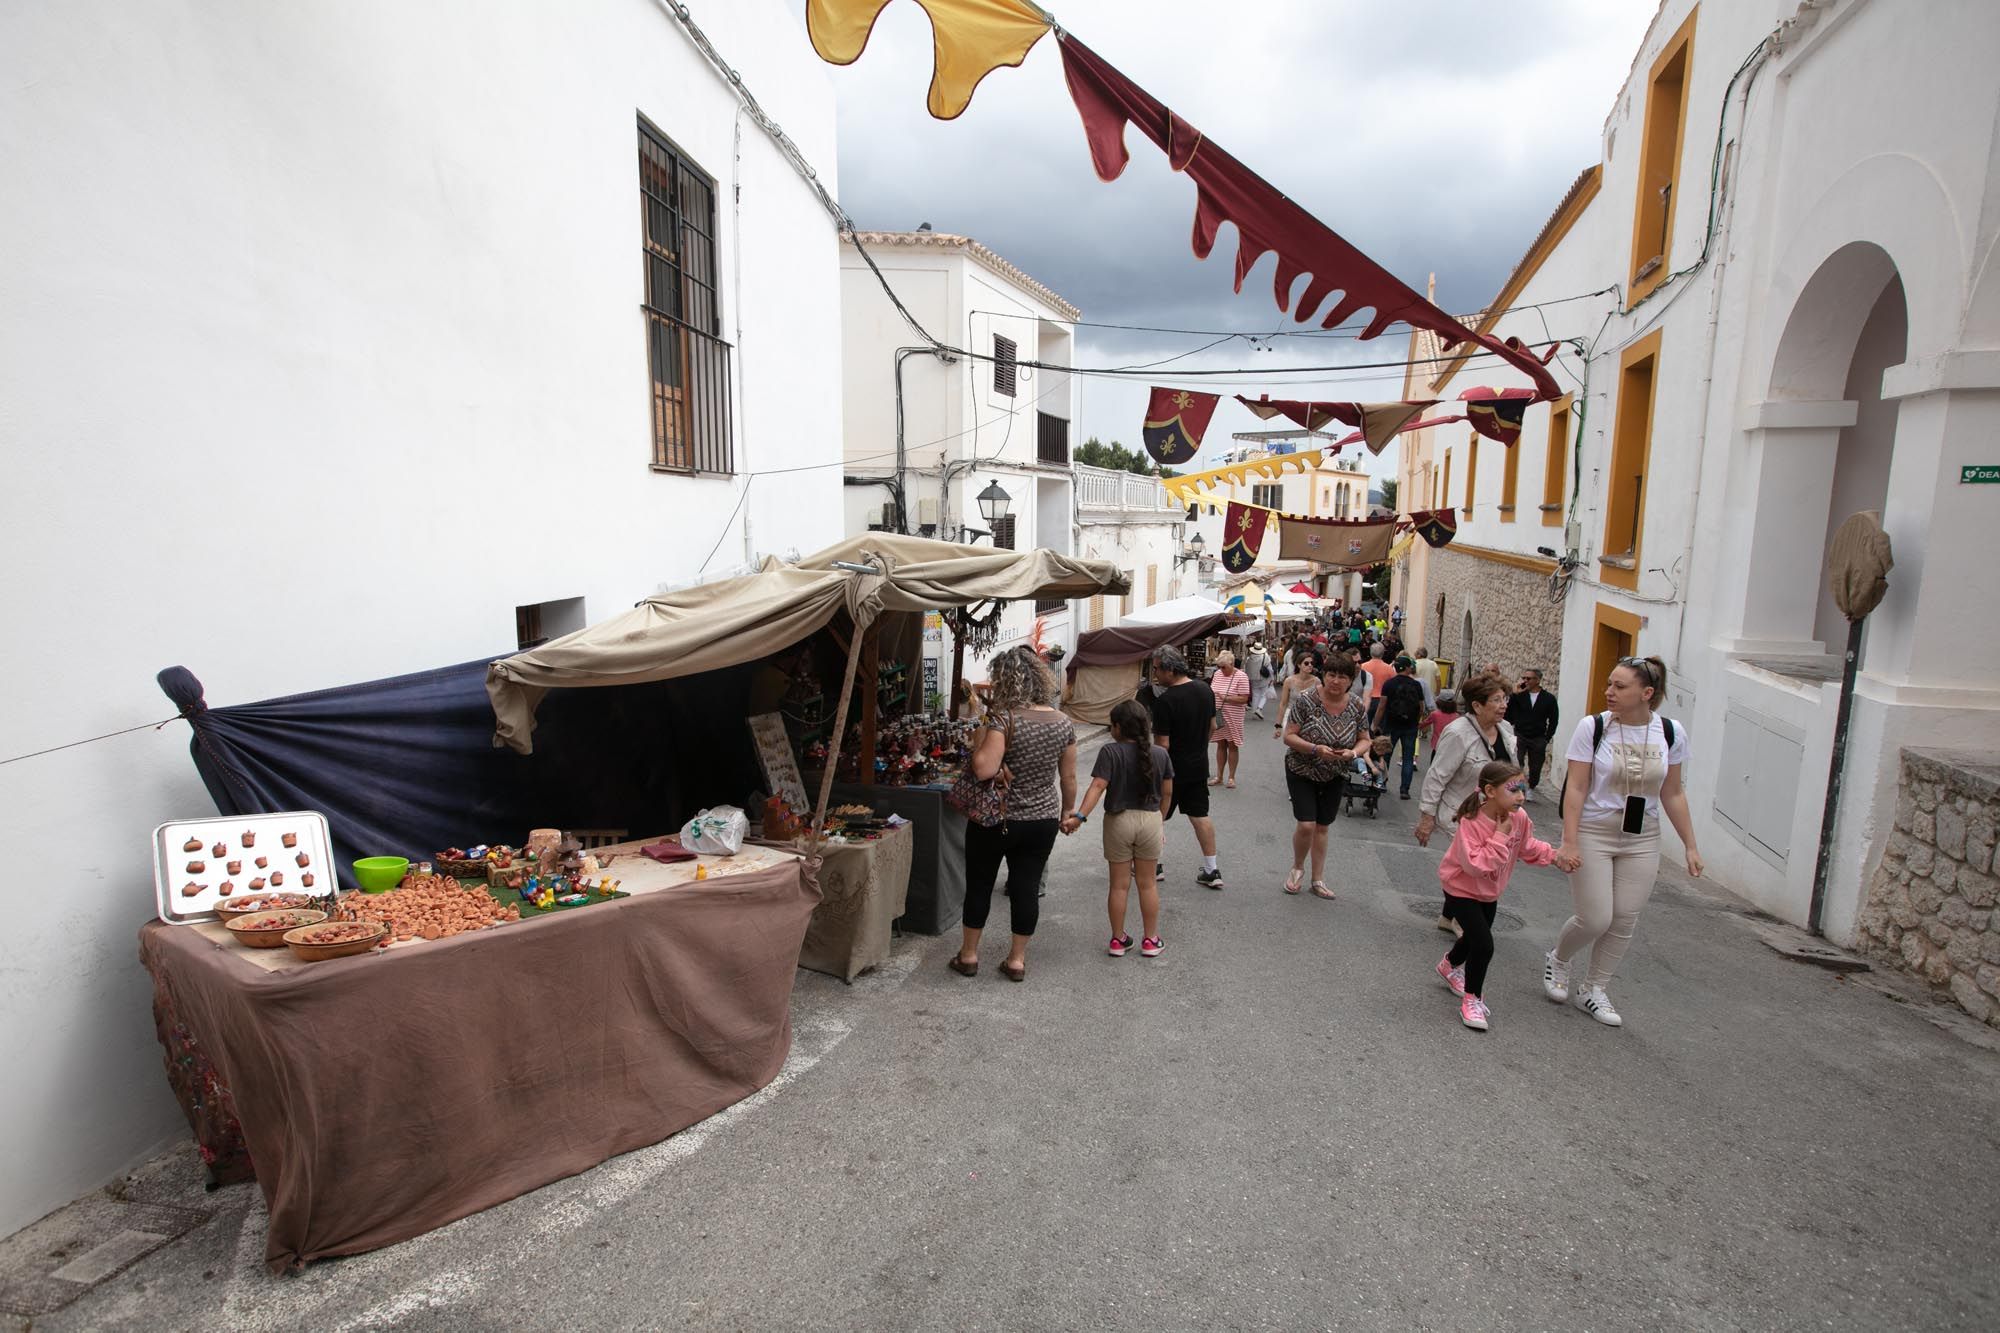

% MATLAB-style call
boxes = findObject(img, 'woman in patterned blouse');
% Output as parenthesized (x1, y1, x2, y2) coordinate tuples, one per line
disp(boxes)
(1280, 654, 1371, 899)
(948, 646, 1077, 983)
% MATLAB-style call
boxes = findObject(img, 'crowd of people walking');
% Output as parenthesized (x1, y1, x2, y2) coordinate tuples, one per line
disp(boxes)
(946, 616, 1704, 1037)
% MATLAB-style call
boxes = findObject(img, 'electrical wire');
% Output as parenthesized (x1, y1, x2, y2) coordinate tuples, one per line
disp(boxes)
(971, 286, 1625, 342)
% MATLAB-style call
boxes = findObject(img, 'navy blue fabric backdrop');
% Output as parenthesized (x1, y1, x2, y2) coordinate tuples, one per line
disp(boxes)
(158, 659, 767, 888)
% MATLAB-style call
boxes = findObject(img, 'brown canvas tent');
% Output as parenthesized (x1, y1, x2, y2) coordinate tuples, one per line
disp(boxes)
(487, 533, 1128, 755)
(1063, 611, 1233, 726)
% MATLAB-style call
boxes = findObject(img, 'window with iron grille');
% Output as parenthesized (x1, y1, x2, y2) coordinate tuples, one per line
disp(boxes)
(639, 119, 733, 473)
(993, 334, 1018, 397)
(991, 514, 1017, 549)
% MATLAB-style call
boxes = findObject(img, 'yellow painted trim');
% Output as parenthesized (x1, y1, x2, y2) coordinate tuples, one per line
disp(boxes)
(1599, 330, 1664, 592)
(1463, 430, 1480, 517)
(1628, 7, 1698, 302)
(1500, 423, 1521, 521)
(1541, 395, 1573, 527)
(1589, 600, 1644, 698)
(1443, 542, 1557, 575)
(1429, 166, 1603, 393)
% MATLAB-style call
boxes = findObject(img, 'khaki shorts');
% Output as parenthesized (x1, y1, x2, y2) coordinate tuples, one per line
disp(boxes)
(1102, 808, 1164, 863)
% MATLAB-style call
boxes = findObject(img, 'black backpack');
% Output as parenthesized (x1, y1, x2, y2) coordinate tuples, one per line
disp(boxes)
(1558, 712, 1677, 810)
(1382, 677, 1424, 728)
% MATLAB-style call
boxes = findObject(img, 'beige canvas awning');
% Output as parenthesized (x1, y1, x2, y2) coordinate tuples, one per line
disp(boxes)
(486, 534, 1129, 753)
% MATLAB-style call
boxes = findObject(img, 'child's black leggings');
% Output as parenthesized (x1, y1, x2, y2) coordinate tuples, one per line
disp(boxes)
(1443, 894, 1498, 996)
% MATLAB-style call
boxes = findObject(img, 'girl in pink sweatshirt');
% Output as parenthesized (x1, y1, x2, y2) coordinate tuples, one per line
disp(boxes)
(1434, 760, 1557, 1031)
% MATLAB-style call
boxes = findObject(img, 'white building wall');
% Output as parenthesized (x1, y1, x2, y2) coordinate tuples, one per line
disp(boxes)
(0, 0, 843, 1236)
(840, 238, 1081, 683)
(1403, 0, 2000, 943)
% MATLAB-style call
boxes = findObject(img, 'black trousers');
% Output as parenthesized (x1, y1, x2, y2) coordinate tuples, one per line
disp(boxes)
(1443, 895, 1498, 997)
(963, 818, 1058, 936)
(1519, 736, 1550, 789)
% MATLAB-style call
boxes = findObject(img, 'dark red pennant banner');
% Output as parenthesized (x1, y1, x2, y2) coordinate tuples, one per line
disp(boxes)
(1220, 501, 1266, 574)
(1465, 397, 1530, 446)
(1143, 387, 1219, 465)
(1057, 35, 1560, 401)
(1409, 508, 1459, 549)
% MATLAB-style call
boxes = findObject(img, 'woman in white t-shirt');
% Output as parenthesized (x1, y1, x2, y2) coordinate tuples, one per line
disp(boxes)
(1541, 655, 1705, 1027)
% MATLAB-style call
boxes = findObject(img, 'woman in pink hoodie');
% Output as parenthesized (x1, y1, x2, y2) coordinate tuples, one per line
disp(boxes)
(1434, 760, 1557, 1031)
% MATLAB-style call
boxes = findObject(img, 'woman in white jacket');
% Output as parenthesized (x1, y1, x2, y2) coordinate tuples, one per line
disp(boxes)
(1415, 673, 1518, 934)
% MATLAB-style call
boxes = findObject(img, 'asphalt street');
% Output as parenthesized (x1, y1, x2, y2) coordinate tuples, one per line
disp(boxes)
(36, 723, 2000, 1331)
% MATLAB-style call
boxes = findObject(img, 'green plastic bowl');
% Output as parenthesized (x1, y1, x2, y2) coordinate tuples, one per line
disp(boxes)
(352, 856, 411, 893)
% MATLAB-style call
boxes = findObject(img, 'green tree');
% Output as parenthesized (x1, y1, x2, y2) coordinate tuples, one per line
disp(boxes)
(1076, 436, 1167, 477)
(1379, 477, 1399, 513)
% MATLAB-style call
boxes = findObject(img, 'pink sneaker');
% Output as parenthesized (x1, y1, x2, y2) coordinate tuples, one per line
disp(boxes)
(1460, 995, 1491, 1031)
(1436, 955, 1466, 996)
(1140, 936, 1164, 957)
(1107, 934, 1132, 957)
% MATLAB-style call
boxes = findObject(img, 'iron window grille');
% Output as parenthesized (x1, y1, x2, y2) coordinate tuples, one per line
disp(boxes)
(639, 119, 733, 474)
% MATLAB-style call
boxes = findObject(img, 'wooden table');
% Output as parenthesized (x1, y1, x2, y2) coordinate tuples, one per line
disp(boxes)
(139, 839, 818, 1272)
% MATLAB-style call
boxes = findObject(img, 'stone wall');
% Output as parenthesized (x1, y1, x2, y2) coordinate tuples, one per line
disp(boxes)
(1855, 748, 2000, 1026)
(1423, 546, 1564, 690)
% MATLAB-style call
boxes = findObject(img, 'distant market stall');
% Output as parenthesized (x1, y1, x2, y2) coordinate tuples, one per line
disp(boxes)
(1064, 599, 1235, 726)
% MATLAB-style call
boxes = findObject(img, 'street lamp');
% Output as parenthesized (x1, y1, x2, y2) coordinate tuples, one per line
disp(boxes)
(1174, 531, 1208, 567)
(976, 480, 1013, 527)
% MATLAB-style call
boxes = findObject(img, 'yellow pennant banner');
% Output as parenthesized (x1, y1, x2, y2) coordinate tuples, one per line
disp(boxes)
(1162, 451, 1325, 504)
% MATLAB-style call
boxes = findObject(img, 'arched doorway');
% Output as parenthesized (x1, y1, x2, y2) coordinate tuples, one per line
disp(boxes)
(1741, 242, 1906, 662)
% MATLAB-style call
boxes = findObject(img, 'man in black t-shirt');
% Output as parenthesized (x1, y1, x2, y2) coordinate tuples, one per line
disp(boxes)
(1148, 647, 1224, 889)
(1376, 656, 1428, 800)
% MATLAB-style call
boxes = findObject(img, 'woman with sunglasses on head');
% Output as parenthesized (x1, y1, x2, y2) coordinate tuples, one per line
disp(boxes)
(1541, 655, 1704, 1027)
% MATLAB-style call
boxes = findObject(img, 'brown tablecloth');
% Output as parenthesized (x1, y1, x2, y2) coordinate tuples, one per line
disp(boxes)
(792, 823, 913, 983)
(138, 851, 818, 1273)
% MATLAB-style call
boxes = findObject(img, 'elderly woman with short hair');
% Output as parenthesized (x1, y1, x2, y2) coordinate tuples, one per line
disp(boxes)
(1208, 649, 1252, 789)
(1416, 672, 1519, 933)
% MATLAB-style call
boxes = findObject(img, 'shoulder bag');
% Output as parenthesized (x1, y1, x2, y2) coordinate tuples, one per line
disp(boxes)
(947, 712, 1014, 828)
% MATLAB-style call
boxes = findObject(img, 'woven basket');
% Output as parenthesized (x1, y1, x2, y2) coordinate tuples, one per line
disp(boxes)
(434, 856, 490, 879)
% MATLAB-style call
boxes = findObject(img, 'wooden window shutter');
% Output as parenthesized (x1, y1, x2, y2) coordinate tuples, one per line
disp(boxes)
(993, 335, 1018, 397)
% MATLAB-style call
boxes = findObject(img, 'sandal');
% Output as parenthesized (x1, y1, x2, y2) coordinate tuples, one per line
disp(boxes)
(1310, 882, 1336, 900)
(1226, 779, 1237, 788)
(999, 960, 1026, 983)
(1284, 869, 1303, 895)
(948, 955, 978, 977)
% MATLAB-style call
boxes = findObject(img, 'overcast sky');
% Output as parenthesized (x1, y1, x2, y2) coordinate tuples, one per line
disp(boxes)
(794, 0, 1660, 480)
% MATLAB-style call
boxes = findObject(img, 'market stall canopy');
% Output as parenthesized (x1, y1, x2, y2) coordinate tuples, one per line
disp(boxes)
(1064, 610, 1231, 726)
(1118, 593, 1229, 627)
(487, 534, 1128, 753)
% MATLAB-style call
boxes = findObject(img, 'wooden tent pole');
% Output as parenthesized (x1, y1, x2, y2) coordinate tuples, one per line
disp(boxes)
(949, 612, 967, 721)
(858, 621, 881, 785)
(811, 611, 869, 853)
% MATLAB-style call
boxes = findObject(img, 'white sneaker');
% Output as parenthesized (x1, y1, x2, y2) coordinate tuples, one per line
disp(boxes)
(1541, 950, 1570, 1003)
(1575, 985, 1623, 1027)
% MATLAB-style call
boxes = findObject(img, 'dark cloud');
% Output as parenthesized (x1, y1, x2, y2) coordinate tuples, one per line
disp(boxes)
(806, 0, 1656, 473)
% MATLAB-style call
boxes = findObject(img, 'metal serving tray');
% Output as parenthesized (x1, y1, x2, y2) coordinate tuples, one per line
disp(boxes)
(152, 811, 338, 926)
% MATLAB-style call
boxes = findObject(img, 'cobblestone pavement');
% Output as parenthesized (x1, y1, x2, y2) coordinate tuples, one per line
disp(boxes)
(28, 724, 2000, 1331)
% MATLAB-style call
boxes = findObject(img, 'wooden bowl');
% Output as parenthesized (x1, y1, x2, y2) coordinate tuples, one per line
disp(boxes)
(215, 892, 317, 923)
(282, 919, 388, 962)
(224, 908, 325, 948)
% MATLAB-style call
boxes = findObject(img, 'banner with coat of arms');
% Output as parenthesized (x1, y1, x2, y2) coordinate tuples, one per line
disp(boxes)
(1276, 515, 1396, 568)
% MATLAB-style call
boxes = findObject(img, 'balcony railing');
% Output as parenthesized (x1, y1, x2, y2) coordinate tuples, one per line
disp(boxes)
(1037, 412, 1069, 466)
(1074, 462, 1182, 515)
(646, 309, 734, 474)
